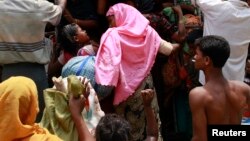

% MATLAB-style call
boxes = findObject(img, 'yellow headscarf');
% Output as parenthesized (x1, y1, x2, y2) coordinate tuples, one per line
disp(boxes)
(0, 76, 62, 141)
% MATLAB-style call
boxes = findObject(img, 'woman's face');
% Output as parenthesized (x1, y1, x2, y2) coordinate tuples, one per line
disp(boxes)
(107, 15, 116, 27)
(75, 25, 90, 43)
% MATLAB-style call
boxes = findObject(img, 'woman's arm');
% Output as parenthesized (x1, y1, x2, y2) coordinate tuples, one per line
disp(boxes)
(171, 5, 187, 43)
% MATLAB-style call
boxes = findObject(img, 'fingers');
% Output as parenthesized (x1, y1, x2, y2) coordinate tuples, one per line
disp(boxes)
(78, 76, 92, 98)
(141, 89, 154, 98)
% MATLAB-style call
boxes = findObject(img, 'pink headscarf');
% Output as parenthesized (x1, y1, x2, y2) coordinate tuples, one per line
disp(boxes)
(95, 3, 161, 105)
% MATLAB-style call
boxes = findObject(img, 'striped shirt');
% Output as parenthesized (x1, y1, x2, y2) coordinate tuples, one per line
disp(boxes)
(0, 0, 62, 64)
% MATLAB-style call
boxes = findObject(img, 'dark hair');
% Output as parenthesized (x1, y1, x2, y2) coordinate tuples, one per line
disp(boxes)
(186, 29, 203, 44)
(195, 35, 230, 68)
(95, 114, 132, 141)
(62, 23, 78, 43)
(60, 23, 79, 55)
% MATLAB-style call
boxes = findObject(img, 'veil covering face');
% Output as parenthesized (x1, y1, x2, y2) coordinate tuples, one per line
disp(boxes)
(95, 3, 162, 105)
(0, 76, 62, 141)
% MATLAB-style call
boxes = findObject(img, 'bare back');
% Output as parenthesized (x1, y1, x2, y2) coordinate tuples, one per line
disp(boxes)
(189, 79, 250, 141)
(204, 80, 248, 124)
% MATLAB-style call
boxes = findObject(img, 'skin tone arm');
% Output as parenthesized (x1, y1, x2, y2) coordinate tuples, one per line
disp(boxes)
(69, 77, 95, 141)
(56, 0, 67, 11)
(141, 89, 159, 141)
(171, 5, 187, 43)
(189, 87, 208, 141)
(97, 0, 107, 15)
(63, 9, 98, 29)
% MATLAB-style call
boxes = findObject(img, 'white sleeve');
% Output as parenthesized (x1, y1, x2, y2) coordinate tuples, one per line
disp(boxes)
(38, 0, 63, 25)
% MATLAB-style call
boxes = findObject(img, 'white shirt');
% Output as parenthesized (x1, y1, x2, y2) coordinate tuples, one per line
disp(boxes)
(192, 0, 250, 84)
(0, 0, 62, 64)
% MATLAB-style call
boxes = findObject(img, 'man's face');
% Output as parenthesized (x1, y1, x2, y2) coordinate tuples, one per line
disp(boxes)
(193, 46, 206, 70)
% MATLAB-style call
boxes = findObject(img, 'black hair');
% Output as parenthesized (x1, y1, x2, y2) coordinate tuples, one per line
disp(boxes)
(186, 28, 203, 44)
(62, 23, 78, 43)
(195, 35, 230, 68)
(60, 23, 79, 55)
(95, 114, 132, 141)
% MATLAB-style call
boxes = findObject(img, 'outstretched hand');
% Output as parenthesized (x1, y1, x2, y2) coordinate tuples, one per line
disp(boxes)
(141, 89, 154, 107)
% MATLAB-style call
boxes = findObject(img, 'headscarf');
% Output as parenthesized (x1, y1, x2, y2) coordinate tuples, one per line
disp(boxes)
(95, 3, 161, 105)
(0, 76, 62, 141)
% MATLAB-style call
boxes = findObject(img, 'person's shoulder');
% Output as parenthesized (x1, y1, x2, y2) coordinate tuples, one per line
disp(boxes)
(189, 86, 209, 108)
(230, 80, 250, 93)
(189, 86, 207, 95)
(189, 86, 208, 101)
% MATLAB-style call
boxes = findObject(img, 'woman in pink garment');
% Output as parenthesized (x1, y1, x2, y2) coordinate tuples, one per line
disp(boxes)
(95, 3, 179, 141)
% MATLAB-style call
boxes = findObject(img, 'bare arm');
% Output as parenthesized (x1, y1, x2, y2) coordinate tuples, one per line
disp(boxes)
(141, 89, 158, 141)
(171, 5, 187, 43)
(56, 0, 67, 11)
(97, 0, 108, 15)
(69, 77, 95, 141)
(189, 87, 207, 141)
(63, 9, 98, 29)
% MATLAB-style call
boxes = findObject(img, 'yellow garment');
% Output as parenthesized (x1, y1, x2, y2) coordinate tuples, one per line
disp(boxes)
(0, 76, 62, 141)
(40, 76, 105, 141)
(40, 89, 79, 141)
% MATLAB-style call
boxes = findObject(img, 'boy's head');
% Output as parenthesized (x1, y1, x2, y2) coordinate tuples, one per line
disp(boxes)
(194, 35, 230, 68)
(95, 114, 131, 141)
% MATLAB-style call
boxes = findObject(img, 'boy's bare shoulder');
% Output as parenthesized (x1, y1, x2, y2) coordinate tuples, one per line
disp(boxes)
(189, 86, 210, 104)
(189, 86, 208, 95)
(229, 80, 250, 92)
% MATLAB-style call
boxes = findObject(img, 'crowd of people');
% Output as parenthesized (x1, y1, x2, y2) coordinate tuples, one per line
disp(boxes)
(0, 0, 250, 141)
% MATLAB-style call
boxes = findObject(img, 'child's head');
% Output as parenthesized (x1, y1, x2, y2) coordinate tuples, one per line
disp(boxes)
(95, 114, 132, 141)
(62, 23, 90, 44)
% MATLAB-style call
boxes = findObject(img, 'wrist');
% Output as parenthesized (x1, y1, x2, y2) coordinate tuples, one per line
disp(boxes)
(179, 17, 186, 24)
(71, 112, 83, 121)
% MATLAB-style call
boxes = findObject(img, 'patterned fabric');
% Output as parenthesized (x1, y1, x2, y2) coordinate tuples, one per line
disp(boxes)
(145, 12, 176, 41)
(62, 56, 95, 84)
(62, 56, 113, 99)
(0, 76, 62, 141)
(115, 75, 163, 141)
(0, 0, 62, 64)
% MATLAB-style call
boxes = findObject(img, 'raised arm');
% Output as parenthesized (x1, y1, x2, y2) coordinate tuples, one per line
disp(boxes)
(189, 87, 208, 141)
(171, 5, 187, 42)
(56, 0, 67, 11)
(69, 77, 95, 141)
(141, 89, 158, 141)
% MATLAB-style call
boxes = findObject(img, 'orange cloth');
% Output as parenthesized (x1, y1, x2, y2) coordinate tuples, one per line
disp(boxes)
(0, 76, 62, 141)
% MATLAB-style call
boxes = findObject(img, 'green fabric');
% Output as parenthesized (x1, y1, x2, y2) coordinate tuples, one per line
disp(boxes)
(39, 89, 79, 141)
(183, 42, 190, 55)
(162, 7, 176, 23)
